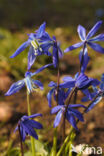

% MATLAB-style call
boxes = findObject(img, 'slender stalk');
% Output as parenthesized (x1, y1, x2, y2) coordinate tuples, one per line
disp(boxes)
(56, 127, 74, 156)
(27, 91, 35, 156)
(18, 125, 24, 156)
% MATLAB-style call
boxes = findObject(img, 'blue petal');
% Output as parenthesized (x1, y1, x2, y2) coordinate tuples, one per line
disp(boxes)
(24, 120, 43, 129)
(79, 47, 90, 73)
(32, 80, 43, 90)
(90, 78, 100, 86)
(63, 76, 74, 82)
(36, 22, 46, 38)
(88, 34, 104, 42)
(47, 88, 55, 107)
(70, 108, 84, 121)
(88, 42, 104, 53)
(60, 81, 75, 88)
(81, 89, 92, 100)
(64, 42, 83, 53)
(53, 109, 63, 128)
(10, 41, 30, 58)
(66, 113, 78, 130)
(77, 25, 86, 41)
(31, 63, 53, 76)
(86, 21, 102, 40)
(28, 46, 36, 70)
(22, 122, 38, 139)
(20, 126, 26, 142)
(48, 81, 57, 87)
(51, 105, 64, 114)
(53, 43, 58, 68)
(25, 77, 33, 93)
(85, 96, 102, 112)
(5, 80, 25, 96)
(69, 104, 86, 108)
(27, 113, 42, 119)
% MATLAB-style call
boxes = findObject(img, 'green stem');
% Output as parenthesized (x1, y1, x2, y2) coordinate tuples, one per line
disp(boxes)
(51, 127, 57, 156)
(68, 131, 76, 156)
(56, 127, 74, 156)
(27, 91, 35, 156)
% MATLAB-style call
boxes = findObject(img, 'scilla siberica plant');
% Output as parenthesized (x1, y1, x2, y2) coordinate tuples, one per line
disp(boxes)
(5, 21, 104, 156)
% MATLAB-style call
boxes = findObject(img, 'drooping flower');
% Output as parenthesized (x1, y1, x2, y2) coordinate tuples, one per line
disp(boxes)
(83, 74, 104, 112)
(47, 81, 71, 107)
(41, 34, 63, 67)
(10, 22, 51, 70)
(14, 114, 43, 141)
(63, 72, 100, 100)
(65, 21, 104, 54)
(5, 64, 52, 95)
(51, 104, 86, 130)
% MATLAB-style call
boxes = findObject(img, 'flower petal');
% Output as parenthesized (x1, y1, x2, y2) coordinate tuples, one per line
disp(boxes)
(64, 42, 83, 53)
(51, 105, 64, 114)
(10, 41, 30, 58)
(36, 22, 46, 38)
(70, 108, 84, 121)
(77, 25, 86, 41)
(25, 120, 43, 129)
(66, 113, 78, 130)
(5, 80, 25, 96)
(28, 46, 36, 70)
(88, 42, 104, 53)
(79, 47, 90, 73)
(47, 88, 55, 107)
(27, 113, 42, 119)
(63, 76, 74, 82)
(88, 34, 104, 42)
(48, 81, 57, 87)
(32, 80, 43, 90)
(69, 104, 86, 108)
(60, 81, 75, 88)
(86, 21, 102, 40)
(85, 96, 102, 112)
(53, 109, 63, 128)
(22, 122, 38, 139)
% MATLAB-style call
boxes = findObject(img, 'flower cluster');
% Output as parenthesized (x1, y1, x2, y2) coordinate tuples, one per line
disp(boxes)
(5, 21, 104, 153)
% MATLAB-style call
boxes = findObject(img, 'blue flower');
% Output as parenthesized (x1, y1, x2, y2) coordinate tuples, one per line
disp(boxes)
(10, 22, 51, 70)
(63, 73, 100, 100)
(65, 21, 104, 54)
(40, 34, 63, 67)
(51, 104, 86, 130)
(5, 64, 52, 95)
(14, 114, 43, 141)
(83, 74, 104, 112)
(47, 81, 71, 107)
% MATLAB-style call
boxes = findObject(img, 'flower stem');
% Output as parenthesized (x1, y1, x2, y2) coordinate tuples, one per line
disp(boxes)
(56, 127, 74, 156)
(18, 125, 24, 156)
(27, 91, 35, 156)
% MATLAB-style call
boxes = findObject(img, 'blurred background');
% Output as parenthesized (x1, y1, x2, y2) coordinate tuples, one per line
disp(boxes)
(0, 0, 104, 155)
